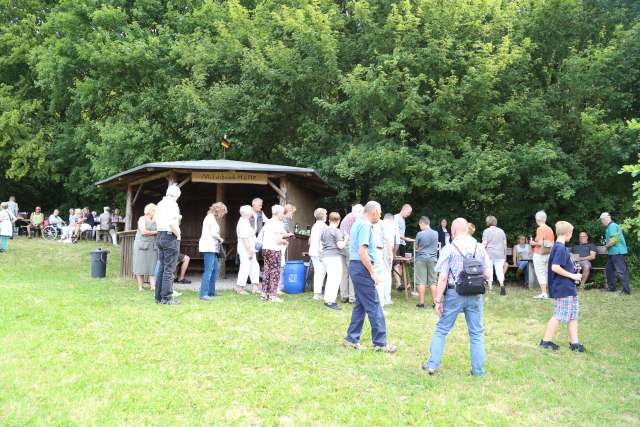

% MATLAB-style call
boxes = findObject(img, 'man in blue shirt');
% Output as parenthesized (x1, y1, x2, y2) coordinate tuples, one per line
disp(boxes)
(344, 201, 397, 353)
(600, 212, 630, 294)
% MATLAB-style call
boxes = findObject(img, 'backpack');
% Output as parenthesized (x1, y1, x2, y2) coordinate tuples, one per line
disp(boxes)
(451, 243, 486, 295)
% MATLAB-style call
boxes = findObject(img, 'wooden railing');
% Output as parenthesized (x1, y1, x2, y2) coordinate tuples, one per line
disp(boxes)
(118, 230, 137, 279)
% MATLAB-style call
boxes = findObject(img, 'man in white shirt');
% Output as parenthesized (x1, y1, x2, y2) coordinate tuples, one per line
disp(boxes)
(48, 209, 64, 231)
(155, 185, 182, 305)
(381, 213, 400, 305)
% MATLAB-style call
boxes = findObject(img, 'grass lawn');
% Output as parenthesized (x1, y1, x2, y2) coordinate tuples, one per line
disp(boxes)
(1, 239, 639, 426)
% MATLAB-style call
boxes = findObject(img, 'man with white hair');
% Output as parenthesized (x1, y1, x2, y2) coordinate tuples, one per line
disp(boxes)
(249, 197, 267, 236)
(343, 201, 397, 353)
(600, 212, 630, 295)
(531, 210, 555, 299)
(154, 184, 182, 305)
(339, 204, 363, 303)
(236, 205, 260, 294)
(423, 218, 492, 376)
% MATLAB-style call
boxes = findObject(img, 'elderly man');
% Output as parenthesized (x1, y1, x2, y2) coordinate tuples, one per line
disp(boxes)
(571, 231, 597, 286)
(48, 209, 64, 233)
(381, 213, 400, 305)
(155, 185, 183, 305)
(97, 207, 117, 245)
(339, 204, 363, 303)
(343, 201, 397, 353)
(393, 204, 414, 291)
(423, 218, 492, 376)
(249, 197, 267, 236)
(7, 196, 18, 237)
(26, 207, 44, 238)
(600, 213, 630, 295)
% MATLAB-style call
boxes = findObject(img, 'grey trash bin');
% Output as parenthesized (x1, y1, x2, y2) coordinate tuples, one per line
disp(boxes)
(90, 248, 109, 278)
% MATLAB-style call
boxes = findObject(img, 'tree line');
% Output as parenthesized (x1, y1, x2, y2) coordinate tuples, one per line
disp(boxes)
(1, 0, 639, 240)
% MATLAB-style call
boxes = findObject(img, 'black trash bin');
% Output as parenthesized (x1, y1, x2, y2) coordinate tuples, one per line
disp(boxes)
(90, 248, 109, 278)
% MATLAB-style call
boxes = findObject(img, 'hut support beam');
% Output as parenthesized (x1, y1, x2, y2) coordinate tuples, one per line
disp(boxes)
(268, 179, 286, 203)
(125, 185, 133, 231)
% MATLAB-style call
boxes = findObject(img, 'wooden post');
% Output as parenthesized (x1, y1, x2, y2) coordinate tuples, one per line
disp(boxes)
(279, 176, 288, 205)
(216, 183, 226, 277)
(125, 185, 133, 231)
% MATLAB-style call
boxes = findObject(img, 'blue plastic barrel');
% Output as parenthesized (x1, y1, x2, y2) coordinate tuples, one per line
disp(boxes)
(283, 260, 307, 294)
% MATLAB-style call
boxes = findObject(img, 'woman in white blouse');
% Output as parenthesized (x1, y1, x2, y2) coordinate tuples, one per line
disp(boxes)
(198, 202, 227, 301)
(260, 204, 291, 302)
(309, 208, 328, 300)
(236, 205, 259, 294)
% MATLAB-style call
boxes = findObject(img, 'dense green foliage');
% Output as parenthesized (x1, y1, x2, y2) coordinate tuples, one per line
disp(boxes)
(1, 0, 639, 237)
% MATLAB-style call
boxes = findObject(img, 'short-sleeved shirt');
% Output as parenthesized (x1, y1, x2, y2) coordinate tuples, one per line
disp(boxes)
(571, 243, 597, 258)
(321, 226, 344, 258)
(85, 213, 95, 226)
(533, 224, 555, 254)
(308, 220, 327, 257)
(30, 212, 44, 225)
(99, 213, 111, 230)
(340, 212, 358, 238)
(482, 226, 507, 260)
(349, 218, 376, 262)
(262, 218, 286, 251)
(605, 222, 628, 255)
(435, 235, 491, 285)
(394, 214, 407, 246)
(236, 217, 256, 256)
(155, 197, 181, 232)
(48, 215, 63, 226)
(415, 228, 439, 262)
(382, 218, 400, 247)
(7, 201, 18, 216)
(548, 242, 577, 298)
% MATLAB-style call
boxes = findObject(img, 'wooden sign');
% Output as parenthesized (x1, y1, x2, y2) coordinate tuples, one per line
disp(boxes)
(192, 171, 268, 185)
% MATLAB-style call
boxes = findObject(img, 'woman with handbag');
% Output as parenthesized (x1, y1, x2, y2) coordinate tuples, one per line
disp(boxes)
(133, 203, 158, 291)
(531, 210, 555, 299)
(199, 202, 227, 301)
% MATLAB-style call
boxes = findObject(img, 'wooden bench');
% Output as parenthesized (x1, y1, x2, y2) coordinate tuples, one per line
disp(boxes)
(505, 246, 609, 288)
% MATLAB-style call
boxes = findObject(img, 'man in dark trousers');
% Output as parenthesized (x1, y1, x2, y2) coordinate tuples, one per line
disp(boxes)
(154, 185, 183, 305)
(343, 201, 397, 353)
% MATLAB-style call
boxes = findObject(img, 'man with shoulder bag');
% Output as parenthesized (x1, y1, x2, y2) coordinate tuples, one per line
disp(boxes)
(423, 218, 492, 376)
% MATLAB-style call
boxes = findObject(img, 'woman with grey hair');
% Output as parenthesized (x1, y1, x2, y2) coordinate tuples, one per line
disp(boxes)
(0, 202, 13, 253)
(481, 215, 508, 295)
(260, 204, 290, 302)
(531, 210, 555, 299)
(133, 203, 158, 291)
(309, 207, 328, 300)
(236, 204, 260, 294)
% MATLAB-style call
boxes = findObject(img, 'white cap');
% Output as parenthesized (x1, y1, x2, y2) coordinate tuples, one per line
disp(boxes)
(599, 212, 611, 220)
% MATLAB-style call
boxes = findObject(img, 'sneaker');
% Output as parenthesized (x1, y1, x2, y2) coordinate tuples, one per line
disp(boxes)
(421, 362, 435, 374)
(539, 340, 559, 350)
(500, 287, 506, 296)
(199, 296, 211, 301)
(374, 344, 398, 354)
(313, 294, 323, 301)
(160, 299, 181, 305)
(416, 303, 425, 309)
(324, 302, 342, 311)
(533, 293, 548, 300)
(270, 297, 284, 303)
(235, 287, 248, 295)
(411, 291, 419, 297)
(341, 298, 349, 303)
(343, 339, 364, 350)
(172, 291, 182, 298)
(569, 343, 586, 352)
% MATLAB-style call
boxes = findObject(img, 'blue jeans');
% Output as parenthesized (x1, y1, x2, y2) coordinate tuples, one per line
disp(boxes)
(517, 260, 529, 284)
(201, 252, 219, 297)
(427, 288, 485, 376)
(345, 261, 387, 347)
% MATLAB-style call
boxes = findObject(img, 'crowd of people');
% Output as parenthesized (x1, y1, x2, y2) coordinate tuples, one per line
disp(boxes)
(2, 187, 632, 375)
(0, 195, 124, 248)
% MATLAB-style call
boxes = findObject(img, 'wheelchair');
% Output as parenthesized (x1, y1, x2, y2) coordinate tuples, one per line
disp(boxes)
(42, 220, 65, 241)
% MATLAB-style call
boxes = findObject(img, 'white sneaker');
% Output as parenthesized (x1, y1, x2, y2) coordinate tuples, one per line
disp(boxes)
(533, 293, 548, 300)
(270, 297, 284, 303)
(172, 291, 182, 298)
(313, 294, 323, 301)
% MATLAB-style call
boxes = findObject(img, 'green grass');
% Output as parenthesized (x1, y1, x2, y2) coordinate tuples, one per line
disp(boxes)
(1, 239, 639, 426)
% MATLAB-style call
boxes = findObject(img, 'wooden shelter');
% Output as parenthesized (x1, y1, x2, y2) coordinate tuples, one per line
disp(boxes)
(96, 159, 335, 277)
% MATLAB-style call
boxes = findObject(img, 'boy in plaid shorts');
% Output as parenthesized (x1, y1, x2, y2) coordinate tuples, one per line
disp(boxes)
(539, 221, 587, 352)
